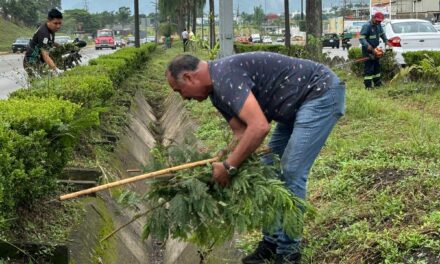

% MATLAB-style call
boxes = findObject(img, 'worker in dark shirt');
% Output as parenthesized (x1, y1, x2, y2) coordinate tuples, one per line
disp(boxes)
(359, 12, 388, 89)
(166, 52, 346, 264)
(23, 8, 63, 78)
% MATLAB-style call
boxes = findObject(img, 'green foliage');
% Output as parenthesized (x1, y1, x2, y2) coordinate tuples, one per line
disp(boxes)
(0, 97, 89, 222)
(11, 74, 114, 108)
(348, 47, 399, 81)
(234, 43, 306, 58)
(0, 0, 60, 27)
(402, 51, 440, 66)
(136, 145, 306, 251)
(160, 23, 174, 38)
(0, 42, 157, 232)
(347, 47, 364, 76)
(0, 17, 34, 51)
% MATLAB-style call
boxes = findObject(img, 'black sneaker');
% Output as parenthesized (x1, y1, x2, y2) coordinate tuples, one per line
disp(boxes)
(274, 252, 301, 264)
(242, 240, 277, 264)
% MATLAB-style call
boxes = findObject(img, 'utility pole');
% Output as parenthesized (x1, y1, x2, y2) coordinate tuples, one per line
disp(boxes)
(209, 0, 215, 49)
(83, 0, 89, 11)
(301, 0, 304, 20)
(134, 0, 140, 47)
(218, 0, 234, 58)
(152, 0, 158, 44)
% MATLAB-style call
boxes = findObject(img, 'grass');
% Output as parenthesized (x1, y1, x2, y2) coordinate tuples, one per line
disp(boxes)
(0, 17, 34, 52)
(154, 47, 440, 263)
(301, 74, 440, 263)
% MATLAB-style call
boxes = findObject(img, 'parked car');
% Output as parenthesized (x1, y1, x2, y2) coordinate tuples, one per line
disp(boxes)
(276, 37, 284, 43)
(262, 36, 272, 44)
(11, 38, 30, 53)
(235, 36, 250, 44)
(322, 33, 340, 49)
(146, 36, 156, 43)
(95, 29, 116, 50)
(251, 33, 261, 43)
(55, 36, 73, 45)
(432, 23, 440, 32)
(383, 19, 440, 64)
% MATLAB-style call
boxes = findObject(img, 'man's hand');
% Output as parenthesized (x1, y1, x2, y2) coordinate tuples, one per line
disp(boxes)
(212, 162, 230, 187)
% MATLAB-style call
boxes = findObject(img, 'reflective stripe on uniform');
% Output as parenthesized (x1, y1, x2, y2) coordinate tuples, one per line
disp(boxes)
(359, 35, 366, 39)
(364, 76, 374, 80)
(369, 35, 377, 39)
(373, 73, 381, 78)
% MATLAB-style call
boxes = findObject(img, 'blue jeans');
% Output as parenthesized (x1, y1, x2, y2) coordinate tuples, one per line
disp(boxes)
(261, 83, 345, 254)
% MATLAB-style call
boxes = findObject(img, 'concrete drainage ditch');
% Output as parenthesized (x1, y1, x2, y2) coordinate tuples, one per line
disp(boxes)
(1, 87, 242, 263)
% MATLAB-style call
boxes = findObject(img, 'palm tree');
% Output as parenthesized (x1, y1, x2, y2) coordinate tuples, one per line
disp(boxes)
(306, 0, 323, 58)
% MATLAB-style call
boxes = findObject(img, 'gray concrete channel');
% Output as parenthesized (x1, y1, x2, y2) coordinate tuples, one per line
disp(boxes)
(65, 91, 243, 263)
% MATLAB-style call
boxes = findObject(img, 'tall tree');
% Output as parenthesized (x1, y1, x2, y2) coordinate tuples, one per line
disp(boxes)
(284, 0, 291, 51)
(116, 6, 131, 28)
(253, 5, 264, 33)
(306, 0, 322, 58)
(209, 0, 214, 48)
(64, 9, 99, 34)
(98, 11, 115, 28)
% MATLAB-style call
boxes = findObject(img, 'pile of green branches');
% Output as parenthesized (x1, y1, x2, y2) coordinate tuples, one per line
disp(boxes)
(119, 144, 309, 252)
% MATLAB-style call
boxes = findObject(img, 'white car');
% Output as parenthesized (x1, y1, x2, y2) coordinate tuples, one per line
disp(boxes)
(262, 36, 272, 44)
(251, 33, 261, 43)
(434, 24, 440, 32)
(55, 36, 73, 45)
(383, 19, 440, 64)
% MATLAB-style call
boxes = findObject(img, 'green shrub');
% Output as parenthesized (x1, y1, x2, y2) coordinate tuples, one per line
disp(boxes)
(402, 51, 440, 66)
(89, 57, 128, 85)
(10, 74, 114, 108)
(234, 43, 306, 58)
(348, 47, 399, 81)
(0, 98, 96, 221)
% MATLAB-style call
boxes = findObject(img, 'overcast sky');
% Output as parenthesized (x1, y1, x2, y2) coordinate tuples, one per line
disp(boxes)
(61, 0, 347, 15)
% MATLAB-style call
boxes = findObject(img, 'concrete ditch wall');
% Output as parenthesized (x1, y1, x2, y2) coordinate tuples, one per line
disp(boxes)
(69, 90, 242, 263)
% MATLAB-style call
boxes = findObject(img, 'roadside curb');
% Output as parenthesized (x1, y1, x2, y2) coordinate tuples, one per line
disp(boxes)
(0, 52, 10, 55)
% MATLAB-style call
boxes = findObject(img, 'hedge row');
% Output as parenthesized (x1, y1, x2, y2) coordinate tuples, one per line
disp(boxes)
(234, 43, 308, 58)
(402, 51, 440, 66)
(348, 47, 400, 81)
(0, 44, 156, 226)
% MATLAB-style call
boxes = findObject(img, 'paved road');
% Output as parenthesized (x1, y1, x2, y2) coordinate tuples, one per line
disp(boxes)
(323, 38, 360, 60)
(0, 47, 116, 99)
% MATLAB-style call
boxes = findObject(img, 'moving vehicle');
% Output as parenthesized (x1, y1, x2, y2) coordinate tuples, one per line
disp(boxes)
(115, 36, 126, 48)
(55, 36, 73, 45)
(95, 29, 116, 50)
(11, 38, 30, 53)
(322, 33, 340, 49)
(383, 19, 440, 64)
(262, 36, 272, 44)
(341, 31, 353, 50)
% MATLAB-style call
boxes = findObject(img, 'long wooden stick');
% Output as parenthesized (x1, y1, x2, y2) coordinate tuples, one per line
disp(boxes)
(59, 156, 219, 201)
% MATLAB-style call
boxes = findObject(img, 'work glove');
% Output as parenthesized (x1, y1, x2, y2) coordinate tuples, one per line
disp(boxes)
(373, 47, 384, 58)
(52, 67, 63, 76)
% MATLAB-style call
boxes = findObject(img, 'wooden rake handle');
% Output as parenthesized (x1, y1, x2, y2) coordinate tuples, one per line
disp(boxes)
(59, 156, 219, 201)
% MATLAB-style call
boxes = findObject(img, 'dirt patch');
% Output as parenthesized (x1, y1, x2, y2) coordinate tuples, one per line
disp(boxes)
(410, 247, 440, 264)
(370, 168, 417, 189)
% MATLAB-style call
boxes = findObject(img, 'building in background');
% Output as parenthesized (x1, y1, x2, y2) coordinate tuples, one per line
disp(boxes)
(390, 0, 440, 22)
